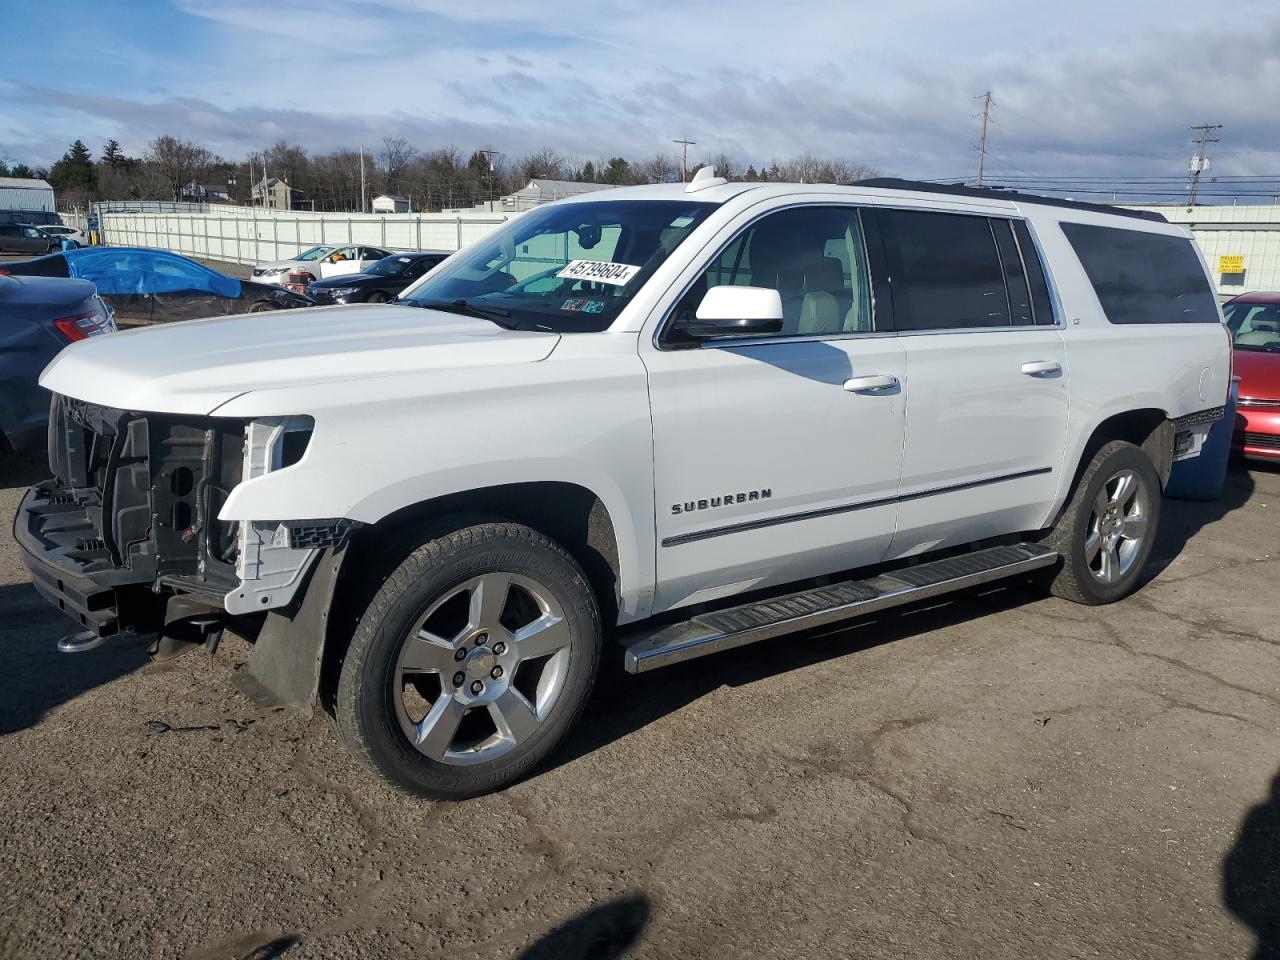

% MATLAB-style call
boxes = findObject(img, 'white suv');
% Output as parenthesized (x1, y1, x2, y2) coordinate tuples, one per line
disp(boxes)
(17, 172, 1231, 798)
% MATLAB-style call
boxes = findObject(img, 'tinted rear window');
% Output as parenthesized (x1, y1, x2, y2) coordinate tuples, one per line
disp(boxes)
(1060, 222, 1218, 324)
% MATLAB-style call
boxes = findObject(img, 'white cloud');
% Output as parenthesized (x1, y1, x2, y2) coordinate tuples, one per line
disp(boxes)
(7, 0, 1280, 189)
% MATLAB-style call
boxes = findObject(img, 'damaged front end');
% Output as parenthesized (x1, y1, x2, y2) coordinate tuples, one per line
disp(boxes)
(15, 396, 354, 666)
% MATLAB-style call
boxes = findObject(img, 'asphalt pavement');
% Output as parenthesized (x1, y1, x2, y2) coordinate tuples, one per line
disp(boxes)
(0, 451, 1277, 960)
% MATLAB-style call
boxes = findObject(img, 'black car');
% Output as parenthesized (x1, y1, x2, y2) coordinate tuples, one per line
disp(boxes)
(0, 274, 115, 453)
(0, 223, 60, 256)
(0, 247, 310, 323)
(304, 251, 449, 305)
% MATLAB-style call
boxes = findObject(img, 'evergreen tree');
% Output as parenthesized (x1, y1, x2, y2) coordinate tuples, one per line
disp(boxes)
(101, 139, 128, 168)
(49, 139, 95, 193)
(578, 160, 596, 183)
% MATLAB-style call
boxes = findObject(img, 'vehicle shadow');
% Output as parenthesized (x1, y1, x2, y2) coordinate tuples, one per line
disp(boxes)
(1143, 459, 1256, 583)
(548, 584, 1037, 776)
(515, 893, 650, 960)
(1223, 771, 1280, 960)
(0, 581, 151, 737)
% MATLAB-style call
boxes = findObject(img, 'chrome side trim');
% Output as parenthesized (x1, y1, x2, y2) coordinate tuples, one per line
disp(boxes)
(661, 467, 1052, 547)
(623, 542, 1060, 673)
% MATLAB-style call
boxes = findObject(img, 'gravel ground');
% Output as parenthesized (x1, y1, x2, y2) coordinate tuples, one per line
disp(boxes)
(0, 453, 1277, 960)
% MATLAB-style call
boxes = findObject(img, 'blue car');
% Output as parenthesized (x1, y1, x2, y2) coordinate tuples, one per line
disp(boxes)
(1, 247, 309, 323)
(0, 275, 115, 454)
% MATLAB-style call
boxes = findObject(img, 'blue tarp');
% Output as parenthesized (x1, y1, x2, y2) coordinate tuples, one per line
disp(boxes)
(60, 247, 241, 299)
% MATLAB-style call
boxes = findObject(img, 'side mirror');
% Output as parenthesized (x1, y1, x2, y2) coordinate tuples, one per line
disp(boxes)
(685, 285, 784, 338)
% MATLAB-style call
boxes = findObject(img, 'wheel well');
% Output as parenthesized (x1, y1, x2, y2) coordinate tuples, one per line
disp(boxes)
(1076, 408, 1174, 491)
(316, 481, 621, 715)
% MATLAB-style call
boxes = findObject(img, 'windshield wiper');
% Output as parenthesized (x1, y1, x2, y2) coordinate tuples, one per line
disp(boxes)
(399, 298, 514, 328)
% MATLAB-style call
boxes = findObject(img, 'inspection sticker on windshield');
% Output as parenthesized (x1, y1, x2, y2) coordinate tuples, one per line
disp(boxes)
(557, 259, 641, 287)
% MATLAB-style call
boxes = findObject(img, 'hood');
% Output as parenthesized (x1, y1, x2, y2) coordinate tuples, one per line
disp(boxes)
(1234, 347, 1280, 401)
(255, 260, 301, 272)
(40, 304, 560, 415)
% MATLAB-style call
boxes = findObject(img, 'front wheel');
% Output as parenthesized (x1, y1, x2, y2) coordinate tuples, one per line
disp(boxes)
(367, 290, 389, 304)
(335, 522, 601, 799)
(1038, 440, 1161, 605)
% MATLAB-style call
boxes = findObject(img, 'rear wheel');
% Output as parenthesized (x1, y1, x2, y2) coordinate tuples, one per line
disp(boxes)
(335, 521, 601, 799)
(1039, 440, 1161, 605)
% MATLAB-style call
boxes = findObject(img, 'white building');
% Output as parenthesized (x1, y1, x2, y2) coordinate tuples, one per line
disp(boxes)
(0, 176, 56, 216)
(445, 179, 613, 214)
(372, 194, 410, 214)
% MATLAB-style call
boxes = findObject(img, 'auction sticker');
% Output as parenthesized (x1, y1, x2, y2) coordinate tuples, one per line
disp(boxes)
(557, 259, 641, 287)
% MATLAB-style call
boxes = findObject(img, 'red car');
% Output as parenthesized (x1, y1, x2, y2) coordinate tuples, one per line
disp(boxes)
(1223, 292, 1280, 461)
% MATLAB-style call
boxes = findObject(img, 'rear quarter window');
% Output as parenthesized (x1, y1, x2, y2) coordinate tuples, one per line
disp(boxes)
(1060, 222, 1219, 324)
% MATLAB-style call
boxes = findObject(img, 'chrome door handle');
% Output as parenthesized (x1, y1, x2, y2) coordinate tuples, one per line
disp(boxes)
(844, 374, 899, 394)
(1021, 360, 1062, 377)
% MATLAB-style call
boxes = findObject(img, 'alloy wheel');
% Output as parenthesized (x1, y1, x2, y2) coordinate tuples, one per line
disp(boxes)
(1084, 468, 1150, 585)
(392, 572, 572, 765)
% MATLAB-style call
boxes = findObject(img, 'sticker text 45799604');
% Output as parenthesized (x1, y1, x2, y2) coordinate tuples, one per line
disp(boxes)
(556, 259, 641, 287)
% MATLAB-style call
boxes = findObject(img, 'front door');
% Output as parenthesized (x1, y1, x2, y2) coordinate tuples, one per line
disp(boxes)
(319, 246, 362, 278)
(867, 208, 1071, 558)
(644, 205, 906, 613)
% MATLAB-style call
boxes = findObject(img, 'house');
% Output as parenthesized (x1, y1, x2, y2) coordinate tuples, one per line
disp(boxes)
(250, 177, 303, 211)
(371, 194, 410, 214)
(180, 181, 232, 203)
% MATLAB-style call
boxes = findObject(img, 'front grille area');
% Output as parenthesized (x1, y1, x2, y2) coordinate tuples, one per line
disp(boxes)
(1243, 431, 1280, 449)
(43, 395, 246, 586)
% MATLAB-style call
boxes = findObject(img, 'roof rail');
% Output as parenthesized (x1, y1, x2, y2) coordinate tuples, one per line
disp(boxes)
(853, 178, 1168, 223)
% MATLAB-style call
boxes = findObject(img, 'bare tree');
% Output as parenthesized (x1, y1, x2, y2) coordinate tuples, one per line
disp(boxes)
(379, 137, 418, 189)
(518, 147, 568, 183)
(262, 140, 309, 191)
(636, 153, 679, 184)
(146, 135, 213, 201)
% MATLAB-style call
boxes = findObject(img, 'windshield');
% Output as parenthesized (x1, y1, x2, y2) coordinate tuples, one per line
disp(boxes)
(1224, 302, 1280, 353)
(295, 246, 333, 262)
(398, 199, 717, 332)
(367, 255, 416, 277)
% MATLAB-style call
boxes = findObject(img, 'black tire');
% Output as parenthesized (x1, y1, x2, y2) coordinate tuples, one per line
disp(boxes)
(1038, 440, 1161, 605)
(335, 521, 601, 799)
(367, 290, 389, 304)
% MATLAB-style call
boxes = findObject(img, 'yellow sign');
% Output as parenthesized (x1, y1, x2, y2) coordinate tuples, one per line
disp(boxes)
(1219, 254, 1246, 273)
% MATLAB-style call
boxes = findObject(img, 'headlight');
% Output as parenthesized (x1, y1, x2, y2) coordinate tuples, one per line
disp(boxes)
(329, 287, 359, 297)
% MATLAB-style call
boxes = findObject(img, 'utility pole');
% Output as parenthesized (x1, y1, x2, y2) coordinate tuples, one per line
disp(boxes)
(359, 144, 367, 214)
(1187, 123, 1222, 207)
(975, 91, 992, 187)
(248, 155, 255, 207)
(478, 149, 501, 211)
(673, 137, 696, 182)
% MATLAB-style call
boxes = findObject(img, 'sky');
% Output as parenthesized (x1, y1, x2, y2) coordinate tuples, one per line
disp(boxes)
(3, 0, 1280, 195)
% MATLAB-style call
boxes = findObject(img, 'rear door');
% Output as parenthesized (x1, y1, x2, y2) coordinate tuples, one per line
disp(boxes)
(868, 208, 1070, 559)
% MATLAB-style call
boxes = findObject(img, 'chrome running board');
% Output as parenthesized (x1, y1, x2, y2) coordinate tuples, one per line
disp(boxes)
(622, 543, 1058, 674)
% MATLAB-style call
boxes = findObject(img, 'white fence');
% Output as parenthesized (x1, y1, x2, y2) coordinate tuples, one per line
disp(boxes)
(93, 203, 514, 266)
